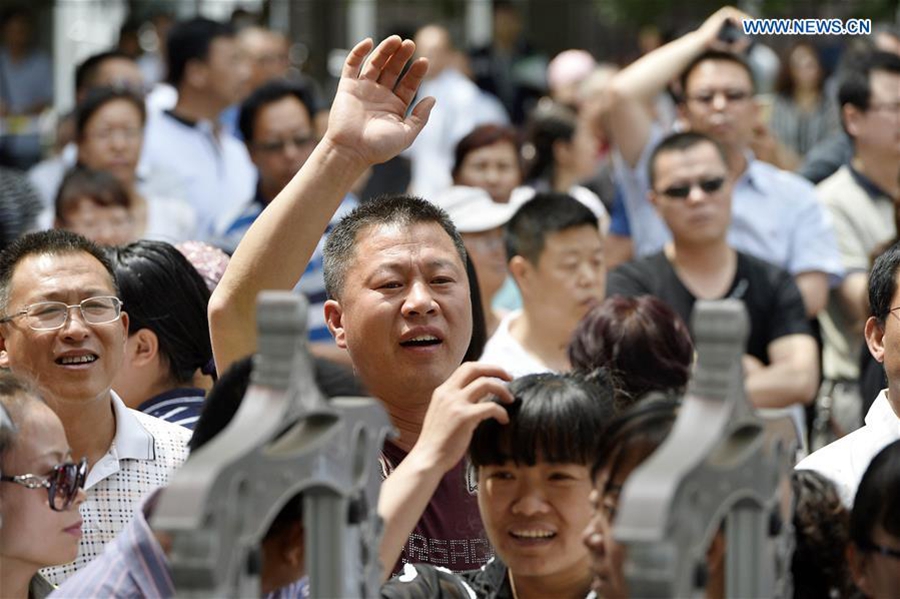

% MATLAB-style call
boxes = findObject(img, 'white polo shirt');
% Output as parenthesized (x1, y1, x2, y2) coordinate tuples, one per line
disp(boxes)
(42, 391, 190, 586)
(141, 110, 256, 240)
(795, 389, 900, 507)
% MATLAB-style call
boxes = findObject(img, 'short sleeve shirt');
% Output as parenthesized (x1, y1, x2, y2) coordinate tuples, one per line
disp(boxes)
(607, 251, 812, 364)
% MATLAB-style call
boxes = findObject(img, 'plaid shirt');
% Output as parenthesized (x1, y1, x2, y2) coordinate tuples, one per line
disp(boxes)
(42, 392, 190, 586)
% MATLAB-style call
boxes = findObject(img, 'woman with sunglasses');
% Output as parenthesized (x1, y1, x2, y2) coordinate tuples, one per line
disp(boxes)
(0, 373, 86, 599)
(381, 371, 615, 598)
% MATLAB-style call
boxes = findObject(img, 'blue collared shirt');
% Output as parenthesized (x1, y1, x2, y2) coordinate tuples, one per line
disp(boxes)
(138, 388, 206, 431)
(613, 123, 844, 282)
(52, 490, 310, 598)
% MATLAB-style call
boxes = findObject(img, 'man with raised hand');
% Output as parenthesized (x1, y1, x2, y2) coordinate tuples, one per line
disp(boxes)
(209, 37, 514, 575)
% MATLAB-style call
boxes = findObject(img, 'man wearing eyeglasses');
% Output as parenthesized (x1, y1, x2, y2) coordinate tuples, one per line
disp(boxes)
(213, 79, 358, 362)
(0, 230, 190, 584)
(600, 6, 842, 319)
(608, 131, 819, 432)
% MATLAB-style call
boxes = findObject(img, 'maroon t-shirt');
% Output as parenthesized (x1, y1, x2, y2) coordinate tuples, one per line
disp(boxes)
(380, 440, 494, 573)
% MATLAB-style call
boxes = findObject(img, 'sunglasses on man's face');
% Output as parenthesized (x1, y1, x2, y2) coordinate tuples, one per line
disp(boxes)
(1, 457, 87, 511)
(658, 177, 726, 199)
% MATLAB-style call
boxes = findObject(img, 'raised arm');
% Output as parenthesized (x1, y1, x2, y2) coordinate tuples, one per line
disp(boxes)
(209, 36, 435, 373)
(603, 6, 750, 167)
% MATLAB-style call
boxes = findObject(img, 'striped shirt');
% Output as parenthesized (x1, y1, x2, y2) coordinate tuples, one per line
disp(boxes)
(138, 388, 206, 430)
(51, 490, 310, 598)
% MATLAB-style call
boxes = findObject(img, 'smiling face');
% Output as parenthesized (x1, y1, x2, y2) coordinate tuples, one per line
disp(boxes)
(478, 460, 593, 588)
(324, 222, 471, 405)
(0, 400, 85, 572)
(0, 252, 128, 406)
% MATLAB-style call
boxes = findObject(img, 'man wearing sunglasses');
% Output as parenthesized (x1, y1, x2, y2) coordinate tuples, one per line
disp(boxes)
(0, 230, 190, 584)
(601, 6, 842, 319)
(608, 131, 819, 431)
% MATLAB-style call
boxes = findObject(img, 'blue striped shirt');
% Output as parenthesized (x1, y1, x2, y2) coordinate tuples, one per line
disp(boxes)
(138, 388, 206, 431)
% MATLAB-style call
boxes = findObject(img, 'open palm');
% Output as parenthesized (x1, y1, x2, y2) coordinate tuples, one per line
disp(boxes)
(325, 36, 435, 166)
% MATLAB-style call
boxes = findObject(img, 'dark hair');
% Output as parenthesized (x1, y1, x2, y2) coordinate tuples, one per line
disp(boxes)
(106, 241, 213, 384)
(647, 131, 728, 189)
(505, 192, 598, 265)
(452, 124, 521, 181)
(469, 370, 615, 467)
(0, 6, 30, 29)
(838, 51, 900, 138)
(791, 470, 859, 599)
(0, 229, 118, 313)
(850, 439, 900, 558)
(74, 51, 136, 97)
(569, 295, 694, 410)
(591, 397, 679, 483)
(775, 42, 825, 98)
(323, 194, 467, 300)
(679, 50, 756, 98)
(462, 254, 487, 363)
(523, 101, 577, 184)
(166, 17, 236, 87)
(55, 166, 132, 223)
(868, 240, 900, 325)
(75, 86, 146, 142)
(238, 79, 316, 143)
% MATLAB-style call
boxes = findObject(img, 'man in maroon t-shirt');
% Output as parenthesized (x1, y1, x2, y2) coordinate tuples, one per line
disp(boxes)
(209, 36, 514, 578)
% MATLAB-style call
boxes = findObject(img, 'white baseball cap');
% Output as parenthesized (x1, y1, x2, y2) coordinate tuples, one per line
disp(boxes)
(432, 186, 519, 233)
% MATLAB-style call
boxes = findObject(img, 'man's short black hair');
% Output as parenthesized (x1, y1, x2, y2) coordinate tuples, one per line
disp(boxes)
(838, 51, 900, 138)
(868, 241, 900, 326)
(322, 195, 467, 300)
(166, 17, 236, 87)
(0, 230, 118, 313)
(679, 49, 757, 97)
(74, 51, 135, 97)
(469, 370, 615, 467)
(75, 86, 146, 141)
(647, 131, 728, 189)
(505, 193, 599, 265)
(238, 80, 317, 143)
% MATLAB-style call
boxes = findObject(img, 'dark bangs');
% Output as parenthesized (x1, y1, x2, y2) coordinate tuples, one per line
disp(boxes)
(469, 371, 615, 467)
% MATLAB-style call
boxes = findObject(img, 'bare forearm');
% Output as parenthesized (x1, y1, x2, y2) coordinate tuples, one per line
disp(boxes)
(209, 139, 368, 372)
(611, 31, 706, 105)
(377, 450, 445, 581)
(745, 360, 818, 408)
(794, 271, 829, 318)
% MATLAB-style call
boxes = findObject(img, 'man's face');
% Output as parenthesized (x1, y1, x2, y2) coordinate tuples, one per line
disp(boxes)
(847, 70, 900, 158)
(0, 252, 128, 405)
(324, 222, 472, 404)
(249, 96, 316, 196)
(241, 29, 290, 91)
(650, 142, 732, 247)
(682, 59, 757, 149)
(477, 460, 593, 585)
(204, 36, 250, 108)
(515, 225, 605, 335)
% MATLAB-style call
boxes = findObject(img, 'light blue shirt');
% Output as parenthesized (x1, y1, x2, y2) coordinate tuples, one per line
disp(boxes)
(613, 124, 844, 282)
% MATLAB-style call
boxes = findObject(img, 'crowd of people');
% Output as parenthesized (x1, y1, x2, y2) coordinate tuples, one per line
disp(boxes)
(0, 2, 900, 598)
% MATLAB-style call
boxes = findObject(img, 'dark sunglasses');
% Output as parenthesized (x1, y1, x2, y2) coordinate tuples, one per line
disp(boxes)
(659, 177, 726, 199)
(1, 457, 87, 511)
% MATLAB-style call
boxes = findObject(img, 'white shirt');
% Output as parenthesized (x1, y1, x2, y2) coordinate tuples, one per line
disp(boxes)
(141, 110, 256, 240)
(479, 310, 552, 379)
(795, 389, 900, 507)
(42, 391, 190, 586)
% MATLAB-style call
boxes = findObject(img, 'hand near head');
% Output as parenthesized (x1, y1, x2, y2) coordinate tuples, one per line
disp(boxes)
(696, 6, 754, 51)
(323, 36, 436, 168)
(413, 362, 514, 473)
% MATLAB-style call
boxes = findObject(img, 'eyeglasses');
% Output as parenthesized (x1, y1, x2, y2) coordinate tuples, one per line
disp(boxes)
(857, 539, 900, 560)
(685, 90, 752, 105)
(253, 134, 317, 154)
(0, 296, 123, 331)
(1, 457, 87, 511)
(658, 177, 726, 199)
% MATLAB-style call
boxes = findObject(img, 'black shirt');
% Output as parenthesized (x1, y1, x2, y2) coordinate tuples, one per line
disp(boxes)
(607, 251, 812, 364)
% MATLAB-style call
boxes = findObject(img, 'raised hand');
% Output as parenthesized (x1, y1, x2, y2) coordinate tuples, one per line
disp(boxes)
(696, 6, 753, 51)
(323, 36, 436, 168)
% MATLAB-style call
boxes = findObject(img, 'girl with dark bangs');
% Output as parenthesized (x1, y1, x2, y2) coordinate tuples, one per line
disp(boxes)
(381, 370, 615, 599)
